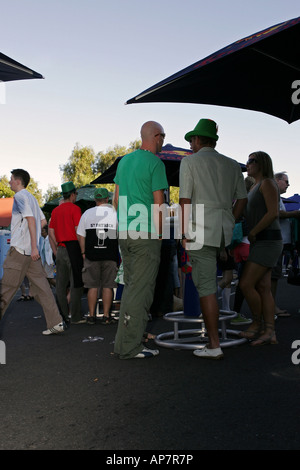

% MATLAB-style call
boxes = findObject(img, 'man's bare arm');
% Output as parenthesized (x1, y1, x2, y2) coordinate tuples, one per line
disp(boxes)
(48, 227, 58, 257)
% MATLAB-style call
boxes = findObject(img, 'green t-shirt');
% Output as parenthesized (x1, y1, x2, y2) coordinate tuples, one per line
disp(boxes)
(114, 149, 168, 233)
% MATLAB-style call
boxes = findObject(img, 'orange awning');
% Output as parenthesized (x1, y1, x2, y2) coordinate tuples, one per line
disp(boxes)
(0, 198, 13, 227)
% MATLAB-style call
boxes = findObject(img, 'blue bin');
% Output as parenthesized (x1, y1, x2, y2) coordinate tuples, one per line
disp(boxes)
(0, 231, 11, 279)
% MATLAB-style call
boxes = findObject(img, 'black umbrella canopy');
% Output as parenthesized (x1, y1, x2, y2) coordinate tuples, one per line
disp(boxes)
(91, 159, 120, 185)
(90, 144, 246, 187)
(126, 16, 300, 124)
(0, 52, 43, 82)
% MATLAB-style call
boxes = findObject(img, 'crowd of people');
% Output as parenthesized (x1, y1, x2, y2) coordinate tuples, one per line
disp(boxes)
(0, 119, 297, 360)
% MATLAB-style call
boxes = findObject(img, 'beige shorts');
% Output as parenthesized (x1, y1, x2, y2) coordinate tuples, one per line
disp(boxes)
(82, 258, 117, 289)
(188, 245, 218, 297)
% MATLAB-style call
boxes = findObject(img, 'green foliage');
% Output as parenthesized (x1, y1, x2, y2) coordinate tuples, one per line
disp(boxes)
(27, 179, 43, 206)
(169, 187, 179, 205)
(93, 139, 141, 175)
(94, 145, 127, 175)
(59, 143, 96, 188)
(128, 140, 141, 151)
(43, 185, 61, 203)
(0, 175, 14, 198)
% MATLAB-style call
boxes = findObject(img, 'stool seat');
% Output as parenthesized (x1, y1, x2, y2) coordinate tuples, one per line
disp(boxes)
(154, 310, 247, 350)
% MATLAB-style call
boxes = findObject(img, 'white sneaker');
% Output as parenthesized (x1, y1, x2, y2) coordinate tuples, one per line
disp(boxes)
(193, 346, 224, 360)
(42, 322, 65, 335)
(134, 347, 159, 358)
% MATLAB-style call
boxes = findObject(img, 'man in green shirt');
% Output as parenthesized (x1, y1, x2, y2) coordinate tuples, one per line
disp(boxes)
(113, 121, 169, 359)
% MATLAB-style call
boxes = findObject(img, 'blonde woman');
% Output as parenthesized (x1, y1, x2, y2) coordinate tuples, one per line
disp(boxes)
(239, 152, 283, 345)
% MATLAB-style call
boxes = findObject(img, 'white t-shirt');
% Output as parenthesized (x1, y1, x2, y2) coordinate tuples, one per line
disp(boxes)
(11, 189, 45, 255)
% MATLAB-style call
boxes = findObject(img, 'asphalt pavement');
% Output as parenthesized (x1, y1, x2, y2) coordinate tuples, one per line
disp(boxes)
(0, 277, 300, 453)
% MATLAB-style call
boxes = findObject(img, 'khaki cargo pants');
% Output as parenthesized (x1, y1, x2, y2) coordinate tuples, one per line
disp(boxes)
(114, 237, 161, 359)
(0, 247, 62, 329)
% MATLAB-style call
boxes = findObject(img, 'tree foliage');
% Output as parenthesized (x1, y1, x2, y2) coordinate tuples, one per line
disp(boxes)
(0, 175, 14, 198)
(59, 143, 96, 188)
(94, 144, 127, 175)
(27, 179, 43, 206)
(93, 139, 141, 175)
(43, 185, 61, 203)
(169, 187, 179, 204)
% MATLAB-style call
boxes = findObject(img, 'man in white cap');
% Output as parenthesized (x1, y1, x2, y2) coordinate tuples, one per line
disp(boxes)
(179, 119, 247, 359)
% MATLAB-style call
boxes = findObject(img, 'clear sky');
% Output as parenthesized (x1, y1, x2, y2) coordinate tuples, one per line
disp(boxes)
(1, 0, 300, 199)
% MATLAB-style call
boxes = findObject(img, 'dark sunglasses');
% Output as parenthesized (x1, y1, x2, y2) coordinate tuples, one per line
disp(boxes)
(246, 158, 258, 165)
(155, 133, 166, 139)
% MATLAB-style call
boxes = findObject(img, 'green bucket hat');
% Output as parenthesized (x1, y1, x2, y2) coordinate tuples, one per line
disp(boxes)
(94, 187, 109, 199)
(61, 181, 76, 195)
(184, 119, 219, 142)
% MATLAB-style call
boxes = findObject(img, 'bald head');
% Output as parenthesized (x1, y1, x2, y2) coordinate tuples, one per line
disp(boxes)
(140, 121, 163, 139)
(140, 121, 165, 154)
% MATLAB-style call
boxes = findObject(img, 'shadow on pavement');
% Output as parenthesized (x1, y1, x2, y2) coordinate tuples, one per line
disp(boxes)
(0, 277, 300, 452)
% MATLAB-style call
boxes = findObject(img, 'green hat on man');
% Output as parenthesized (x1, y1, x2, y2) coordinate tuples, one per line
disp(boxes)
(184, 118, 219, 142)
(94, 187, 109, 199)
(61, 181, 76, 195)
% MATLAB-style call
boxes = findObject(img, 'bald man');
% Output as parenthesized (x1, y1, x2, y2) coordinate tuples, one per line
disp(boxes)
(113, 121, 169, 359)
